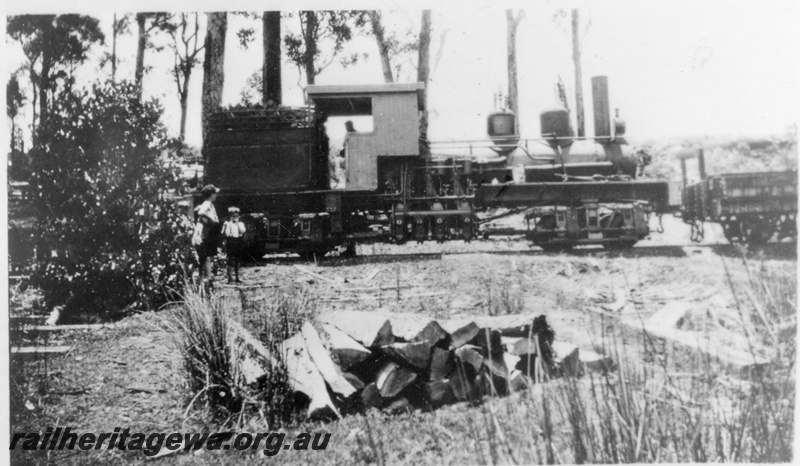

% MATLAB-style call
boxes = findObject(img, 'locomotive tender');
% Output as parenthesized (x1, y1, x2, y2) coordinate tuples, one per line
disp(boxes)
(203, 76, 677, 259)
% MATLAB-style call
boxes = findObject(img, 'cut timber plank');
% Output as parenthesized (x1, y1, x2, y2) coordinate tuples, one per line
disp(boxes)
(469, 328, 503, 355)
(483, 352, 509, 379)
(449, 365, 479, 401)
(413, 321, 448, 346)
(281, 333, 341, 420)
(646, 302, 689, 330)
(319, 323, 372, 370)
(636, 315, 769, 371)
(430, 348, 455, 381)
(301, 322, 357, 398)
(342, 372, 366, 391)
(384, 398, 412, 414)
(341, 285, 413, 293)
(322, 291, 448, 302)
(469, 314, 538, 338)
(226, 320, 280, 385)
(381, 341, 433, 370)
(581, 349, 617, 373)
(10, 315, 46, 324)
(294, 265, 341, 285)
(319, 310, 394, 348)
(375, 362, 417, 398)
(220, 283, 278, 289)
(240, 357, 265, 386)
(360, 268, 382, 284)
(227, 320, 279, 367)
(503, 352, 521, 372)
(552, 342, 581, 377)
(510, 337, 539, 356)
(386, 313, 434, 341)
(361, 383, 384, 409)
(426, 380, 455, 409)
(501, 337, 518, 353)
(11, 346, 72, 360)
(24, 324, 119, 332)
(509, 370, 530, 392)
(448, 322, 480, 349)
(455, 345, 484, 372)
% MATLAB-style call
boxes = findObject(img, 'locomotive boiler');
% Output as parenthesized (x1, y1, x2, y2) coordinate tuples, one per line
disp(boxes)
(202, 77, 676, 259)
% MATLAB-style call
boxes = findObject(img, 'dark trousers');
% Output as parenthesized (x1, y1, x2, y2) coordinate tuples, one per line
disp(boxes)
(226, 237, 243, 282)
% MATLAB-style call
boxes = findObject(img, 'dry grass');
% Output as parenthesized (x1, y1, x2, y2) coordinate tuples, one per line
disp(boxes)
(169, 284, 319, 429)
(161, 254, 798, 463)
(168, 288, 248, 418)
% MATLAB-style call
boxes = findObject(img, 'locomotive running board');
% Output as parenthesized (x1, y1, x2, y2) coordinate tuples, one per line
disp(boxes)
(474, 181, 672, 212)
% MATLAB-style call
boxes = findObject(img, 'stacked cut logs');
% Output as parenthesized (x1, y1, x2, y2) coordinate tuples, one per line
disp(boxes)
(238, 310, 616, 421)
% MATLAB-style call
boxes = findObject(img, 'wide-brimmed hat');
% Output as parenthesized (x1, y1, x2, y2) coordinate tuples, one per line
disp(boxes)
(228, 206, 240, 214)
(201, 184, 219, 197)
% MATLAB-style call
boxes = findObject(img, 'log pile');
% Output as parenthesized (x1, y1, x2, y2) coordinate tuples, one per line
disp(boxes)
(243, 310, 616, 420)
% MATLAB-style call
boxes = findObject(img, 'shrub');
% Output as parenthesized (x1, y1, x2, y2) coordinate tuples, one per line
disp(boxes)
(170, 290, 246, 417)
(27, 81, 195, 318)
(172, 286, 316, 426)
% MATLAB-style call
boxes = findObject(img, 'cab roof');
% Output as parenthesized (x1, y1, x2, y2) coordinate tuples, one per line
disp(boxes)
(306, 83, 424, 116)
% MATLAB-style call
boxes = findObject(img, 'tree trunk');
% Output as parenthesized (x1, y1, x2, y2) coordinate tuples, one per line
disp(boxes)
(369, 11, 394, 83)
(506, 10, 524, 135)
(112, 14, 118, 82)
(179, 70, 191, 142)
(303, 11, 318, 85)
(202, 12, 227, 160)
(417, 10, 432, 146)
(135, 13, 146, 98)
(39, 52, 50, 126)
(572, 9, 585, 138)
(30, 74, 38, 144)
(262, 12, 282, 104)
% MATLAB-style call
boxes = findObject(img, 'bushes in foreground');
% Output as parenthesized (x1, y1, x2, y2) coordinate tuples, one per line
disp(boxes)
(27, 82, 195, 319)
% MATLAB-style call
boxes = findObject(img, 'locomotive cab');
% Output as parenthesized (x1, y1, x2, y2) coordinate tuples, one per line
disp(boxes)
(307, 83, 425, 192)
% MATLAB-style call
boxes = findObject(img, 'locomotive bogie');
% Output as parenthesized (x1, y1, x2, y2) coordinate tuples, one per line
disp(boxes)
(523, 202, 648, 249)
(391, 208, 477, 244)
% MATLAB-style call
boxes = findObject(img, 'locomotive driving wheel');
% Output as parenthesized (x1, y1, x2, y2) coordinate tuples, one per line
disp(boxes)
(722, 220, 743, 243)
(738, 216, 775, 246)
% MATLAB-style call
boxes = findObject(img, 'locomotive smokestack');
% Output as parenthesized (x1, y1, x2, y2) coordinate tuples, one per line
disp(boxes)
(591, 76, 611, 140)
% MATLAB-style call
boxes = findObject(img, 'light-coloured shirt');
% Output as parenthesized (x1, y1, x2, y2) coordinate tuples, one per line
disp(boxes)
(195, 200, 218, 224)
(222, 220, 246, 238)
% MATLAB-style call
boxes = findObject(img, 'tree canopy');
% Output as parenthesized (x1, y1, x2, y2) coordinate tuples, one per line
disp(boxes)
(7, 14, 104, 133)
(284, 11, 368, 86)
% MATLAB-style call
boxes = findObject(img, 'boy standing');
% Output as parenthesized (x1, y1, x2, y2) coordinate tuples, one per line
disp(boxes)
(221, 206, 246, 284)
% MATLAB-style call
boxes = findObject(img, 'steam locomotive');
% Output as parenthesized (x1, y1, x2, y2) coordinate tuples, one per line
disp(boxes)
(202, 76, 676, 259)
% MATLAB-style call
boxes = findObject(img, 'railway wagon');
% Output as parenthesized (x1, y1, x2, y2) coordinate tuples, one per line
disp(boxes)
(202, 78, 677, 259)
(682, 170, 797, 244)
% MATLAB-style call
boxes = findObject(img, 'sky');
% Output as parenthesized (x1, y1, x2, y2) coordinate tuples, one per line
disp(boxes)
(4, 0, 800, 148)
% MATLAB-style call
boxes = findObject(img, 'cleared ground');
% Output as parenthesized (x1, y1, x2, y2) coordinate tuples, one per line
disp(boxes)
(9, 223, 796, 464)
